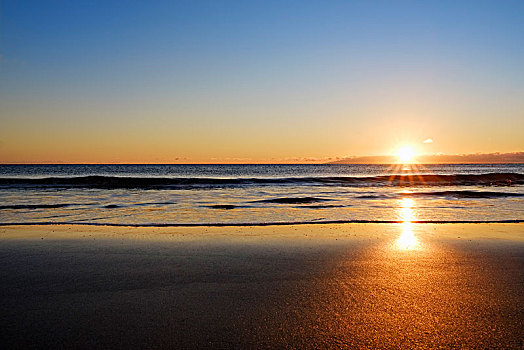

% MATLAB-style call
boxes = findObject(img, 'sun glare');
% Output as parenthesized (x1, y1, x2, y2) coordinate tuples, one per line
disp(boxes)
(397, 146, 416, 164)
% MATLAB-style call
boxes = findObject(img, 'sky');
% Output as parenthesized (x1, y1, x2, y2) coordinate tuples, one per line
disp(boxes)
(1, 0, 523, 163)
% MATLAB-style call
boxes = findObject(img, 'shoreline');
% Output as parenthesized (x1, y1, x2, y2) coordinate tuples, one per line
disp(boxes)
(2, 222, 524, 242)
(0, 219, 523, 228)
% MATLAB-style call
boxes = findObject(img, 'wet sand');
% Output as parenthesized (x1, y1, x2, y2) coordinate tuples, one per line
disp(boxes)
(1, 224, 523, 349)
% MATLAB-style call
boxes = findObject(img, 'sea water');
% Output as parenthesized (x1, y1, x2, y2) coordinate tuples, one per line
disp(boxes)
(0, 164, 523, 225)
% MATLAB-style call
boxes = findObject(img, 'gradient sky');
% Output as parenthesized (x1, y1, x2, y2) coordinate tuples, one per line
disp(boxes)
(1, 0, 523, 163)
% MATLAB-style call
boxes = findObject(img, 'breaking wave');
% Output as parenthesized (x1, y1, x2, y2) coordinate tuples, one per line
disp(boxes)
(400, 190, 524, 198)
(0, 172, 522, 189)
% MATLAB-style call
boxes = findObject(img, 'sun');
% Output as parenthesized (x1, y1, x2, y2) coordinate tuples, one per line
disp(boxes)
(397, 146, 416, 163)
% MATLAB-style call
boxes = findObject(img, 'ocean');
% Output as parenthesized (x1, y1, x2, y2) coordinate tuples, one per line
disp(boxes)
(0, 164, 523, 226)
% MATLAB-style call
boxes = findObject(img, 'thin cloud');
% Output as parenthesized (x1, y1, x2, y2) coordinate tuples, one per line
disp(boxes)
(423, 138, 433, 144)
(329, 152, 524, 164)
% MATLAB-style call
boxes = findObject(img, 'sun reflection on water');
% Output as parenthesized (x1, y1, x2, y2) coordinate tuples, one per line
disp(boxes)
(395, 198, 421, 250)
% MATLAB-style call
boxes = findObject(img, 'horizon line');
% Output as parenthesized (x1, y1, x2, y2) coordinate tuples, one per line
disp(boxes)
(2, 151, 524, 166)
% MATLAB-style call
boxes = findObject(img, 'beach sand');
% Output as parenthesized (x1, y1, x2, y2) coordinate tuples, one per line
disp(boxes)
(1, 224, 523, 349)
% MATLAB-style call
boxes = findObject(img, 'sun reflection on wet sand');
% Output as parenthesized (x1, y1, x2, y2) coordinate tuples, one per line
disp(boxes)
(395, 198, 421, 250)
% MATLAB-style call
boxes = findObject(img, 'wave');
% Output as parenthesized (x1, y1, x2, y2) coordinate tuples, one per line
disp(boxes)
(0, 173, 522, 189)
(400, 190, 524, 199)
(295, 205, 348, 209)
(356, 194, 389, 199)
(206, 204, 244, 210)
(0, 203, 86, 210)
(0, 219, 522, 227)
(356, 190, 524, 200)
(254, 197, 332, 204)
(132, 201, 176, 206)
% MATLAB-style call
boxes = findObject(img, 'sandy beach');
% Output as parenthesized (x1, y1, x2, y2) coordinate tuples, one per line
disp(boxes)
(1, 223, 523, 349)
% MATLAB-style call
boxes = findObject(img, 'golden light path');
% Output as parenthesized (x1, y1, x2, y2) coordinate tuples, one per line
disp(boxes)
(395, 197, 421, 250)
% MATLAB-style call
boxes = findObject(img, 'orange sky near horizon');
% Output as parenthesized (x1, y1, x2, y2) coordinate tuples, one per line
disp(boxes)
(1, 89, 523, 164)
(1, 97, 522, 164)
